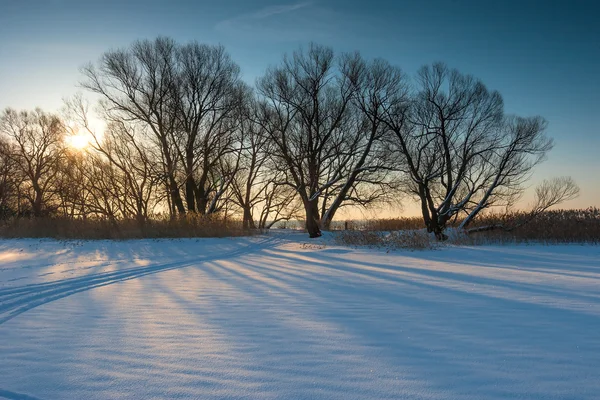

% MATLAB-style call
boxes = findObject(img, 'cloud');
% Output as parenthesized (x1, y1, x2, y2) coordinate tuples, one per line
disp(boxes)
(216, 2, 313, 32)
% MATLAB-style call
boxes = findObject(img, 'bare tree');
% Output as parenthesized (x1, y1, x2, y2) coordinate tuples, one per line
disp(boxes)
(383, 63, 554, 239)
(0, 137, 17, 218)
(256, 180, 303, 229)
(54, 150, 90, 219)
(82, 38, 246, 218)
(318, 57, 406, 229)
(204, 148, 241, 215)
(226, 95, 304, 230)
(257, 44, 397, 237)
(0, 108, 65, 217)
(64, 96, 163, 223)
(172, 42, 245, 214)
(229, 103, 270, 229)
(531, 176, 580, 213)
(458, 116, 555, 230)
(82, 37, 186, 216)
(465, 177, 580, 234)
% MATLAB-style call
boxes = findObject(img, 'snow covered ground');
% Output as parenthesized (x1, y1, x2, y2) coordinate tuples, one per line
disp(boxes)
(0, 231, 599, 399)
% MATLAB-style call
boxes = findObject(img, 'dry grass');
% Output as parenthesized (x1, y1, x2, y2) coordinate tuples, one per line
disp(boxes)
(334, 208, 600, 249)
(466, 208, 600, 244)
(0, 214, 252, 240)
(329, 217, 424, 231)
(3, 208, 597, 244)
(334, 229, 436, 250)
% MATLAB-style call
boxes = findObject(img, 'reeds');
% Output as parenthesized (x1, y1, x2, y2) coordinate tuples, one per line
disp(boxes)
(334, 208, 600, 248)
(0, 214, 251, 240)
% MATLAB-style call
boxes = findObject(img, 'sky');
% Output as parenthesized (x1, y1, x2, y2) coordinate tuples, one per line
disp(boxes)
(0, 0, 598, 216)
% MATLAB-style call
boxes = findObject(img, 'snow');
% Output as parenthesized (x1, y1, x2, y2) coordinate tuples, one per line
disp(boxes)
(0, 231, 599, 399)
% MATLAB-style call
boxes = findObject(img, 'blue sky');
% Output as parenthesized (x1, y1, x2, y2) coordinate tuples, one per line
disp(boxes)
(0, 0, 598, 211)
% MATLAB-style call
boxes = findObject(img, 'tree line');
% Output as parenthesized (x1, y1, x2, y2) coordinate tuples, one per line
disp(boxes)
(0, 38, 579, 238)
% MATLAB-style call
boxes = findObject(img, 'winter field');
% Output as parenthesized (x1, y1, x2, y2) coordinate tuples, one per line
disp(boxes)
(0, 231, 599, 400)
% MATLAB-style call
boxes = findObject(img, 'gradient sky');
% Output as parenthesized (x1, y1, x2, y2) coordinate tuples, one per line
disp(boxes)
(0, 0, 598, 214)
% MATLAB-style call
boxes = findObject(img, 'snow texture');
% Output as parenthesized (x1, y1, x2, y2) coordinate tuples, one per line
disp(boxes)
(0, 231, 599, 399)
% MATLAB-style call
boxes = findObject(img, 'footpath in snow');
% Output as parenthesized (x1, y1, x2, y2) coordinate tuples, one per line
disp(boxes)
(0, 231, 599, 399)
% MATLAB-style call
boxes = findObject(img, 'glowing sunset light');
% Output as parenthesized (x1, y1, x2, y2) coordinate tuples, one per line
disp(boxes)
(66, 132, 91, 150)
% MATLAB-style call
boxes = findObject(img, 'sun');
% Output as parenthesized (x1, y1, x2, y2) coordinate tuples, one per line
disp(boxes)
(64, 117, 104, 151)
(66, 133, 91, 150)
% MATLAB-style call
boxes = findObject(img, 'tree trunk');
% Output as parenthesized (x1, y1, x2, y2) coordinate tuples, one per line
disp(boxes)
(169, 176, 186, 215)
(242, 206, 256, 230)
(185, 175, 196, 213)
(32, 185, 43, 218)
(321, 217, 333, 231)
(195, 175, 209, 215)
(418, 184, 448, 241)
(159, 137, 185, 215)
(305, 200, 322, 238)
(426, 220, 448, 241)
(321, 193, 341, 231)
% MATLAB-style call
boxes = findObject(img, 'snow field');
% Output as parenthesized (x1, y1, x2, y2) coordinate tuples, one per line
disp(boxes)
(0, 232, 599, 399)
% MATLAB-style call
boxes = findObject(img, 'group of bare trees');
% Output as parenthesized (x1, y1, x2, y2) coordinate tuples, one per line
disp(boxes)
(0, 109, 65, 218)
(0, 38, 579, 238)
